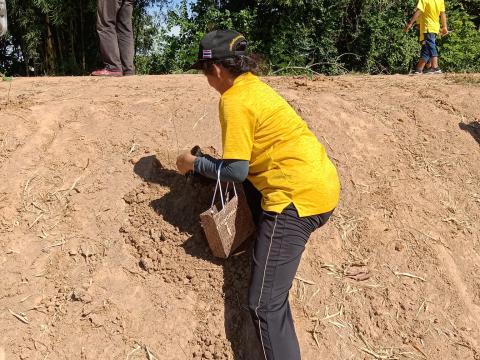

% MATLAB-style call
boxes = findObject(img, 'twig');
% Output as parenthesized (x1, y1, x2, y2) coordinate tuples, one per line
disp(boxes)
(393, 271, 426, 282)
(8, 309, 29, 324)
(294, 275, 316, 285)
(411, 343, 428, 358)
(329, 320, 347, 328)
(3, 112, 30, 123)
(320, 309, 343, 321)
(127, 141, 138, 156)
(82, 158, 90, 171)
(192, 106, 207, 129)
(360, 347, 387, 359)
(42, 240, 66, 252)
(32, 202, 47, 213)
(407, 225, 451, 250)
(416, 299, 427, 318)
(20, 295, 32, 303)
(312, 319, 320, 347)
(69, 176, 82, 192)
(53, 175, 83, 194)
(385, 265, 427, 282)
(322, 136, 335, 152)
(145, 346, 157, 360)
(29, 213, 44, 229)
(126, 344, 141, 360)
(23, 175, 38, 208)
(305, 288, 320, 307)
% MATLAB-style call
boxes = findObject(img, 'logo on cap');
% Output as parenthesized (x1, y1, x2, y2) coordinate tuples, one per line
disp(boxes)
(203, 50, 213, 59)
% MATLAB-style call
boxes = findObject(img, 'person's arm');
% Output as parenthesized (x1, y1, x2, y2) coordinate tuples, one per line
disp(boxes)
(194, 156, 249, 183)
(440, 12, 449, 36)
(404, 9, 423, 33)
(175, 151, 249, 182)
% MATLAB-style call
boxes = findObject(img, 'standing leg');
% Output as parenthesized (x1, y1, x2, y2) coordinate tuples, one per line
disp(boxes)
(415, 39, 430, 73)
(96, 0, 123, 72)
(117, 0, 135, 75)
(426, 33, 440, 71)
(425, 33, 442, 74)
(248, 204, 332, 360)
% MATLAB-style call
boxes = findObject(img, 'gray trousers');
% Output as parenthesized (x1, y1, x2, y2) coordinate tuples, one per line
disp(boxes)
(96, 0, 135, 74)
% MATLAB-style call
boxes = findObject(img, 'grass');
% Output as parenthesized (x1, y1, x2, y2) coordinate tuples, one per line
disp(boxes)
(446, 73, 480, 86)
(1, 72, 12, 82)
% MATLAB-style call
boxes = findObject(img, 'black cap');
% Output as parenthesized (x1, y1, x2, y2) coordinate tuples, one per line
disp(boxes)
(190, 30, 247, 70)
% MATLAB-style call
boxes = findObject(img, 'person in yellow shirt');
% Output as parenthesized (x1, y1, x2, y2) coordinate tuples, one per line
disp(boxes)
(176, 30, 340, 360)
(404, 0, 449, 74)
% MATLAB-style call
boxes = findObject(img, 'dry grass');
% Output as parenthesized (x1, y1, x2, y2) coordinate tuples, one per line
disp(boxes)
(19, 166, 88, 239)
(446, 73, 480, 86)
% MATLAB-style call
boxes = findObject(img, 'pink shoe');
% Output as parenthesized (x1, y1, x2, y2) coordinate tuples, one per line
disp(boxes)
(91, 68, 123, 77)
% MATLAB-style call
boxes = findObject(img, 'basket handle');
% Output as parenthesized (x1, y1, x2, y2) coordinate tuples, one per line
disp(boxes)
(211, 161, 225, 209)
(211, 161, 238, 210)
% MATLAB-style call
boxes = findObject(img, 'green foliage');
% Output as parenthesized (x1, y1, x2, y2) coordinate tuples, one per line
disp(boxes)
(360, 7, 419, 74)
(144, 1, 258, 74)
(2, 0, 479, 76)
(145, 0, 480, 75)
(0, 0, 166, 76)
(437, 10, 480, 72)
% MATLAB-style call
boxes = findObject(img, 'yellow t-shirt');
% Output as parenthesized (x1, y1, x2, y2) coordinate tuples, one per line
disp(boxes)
(219, 72, 340, 217)
(416, 0, 445, 34)
(417, 16, 426, 41)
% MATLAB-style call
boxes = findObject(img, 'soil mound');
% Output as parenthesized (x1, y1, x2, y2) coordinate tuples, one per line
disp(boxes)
(0, 74, 479, 359)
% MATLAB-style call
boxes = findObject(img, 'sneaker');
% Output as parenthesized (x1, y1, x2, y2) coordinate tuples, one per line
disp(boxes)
(91, 68, 123, 77)
(410, 70, 423, 76)
(425, 67, 443, 75)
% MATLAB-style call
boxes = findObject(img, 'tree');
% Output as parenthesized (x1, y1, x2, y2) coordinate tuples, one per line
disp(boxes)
(151, 0, 480, 75)
(0, 0, 168, 76)
(2, 0, 479, 76)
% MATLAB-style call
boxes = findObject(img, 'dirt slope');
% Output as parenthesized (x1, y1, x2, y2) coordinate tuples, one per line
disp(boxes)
(0, 73, 479, 360)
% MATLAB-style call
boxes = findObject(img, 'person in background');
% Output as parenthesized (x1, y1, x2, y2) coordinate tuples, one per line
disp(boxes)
(175, 30, 340, 360)
(416, 15, 432, 73)
(404, 0, 448, 75)
(92, 0, 135, 76)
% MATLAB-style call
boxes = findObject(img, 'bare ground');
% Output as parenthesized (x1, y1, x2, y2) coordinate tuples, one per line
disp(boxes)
(0, 73, 479, 360)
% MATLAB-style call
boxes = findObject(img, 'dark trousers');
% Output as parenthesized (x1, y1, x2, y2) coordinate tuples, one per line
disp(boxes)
(96, 0, 135, 74)
(243, 181, 332, 360)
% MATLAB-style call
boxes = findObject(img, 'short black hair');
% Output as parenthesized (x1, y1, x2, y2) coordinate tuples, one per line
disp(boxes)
(201, 55, 259, 77)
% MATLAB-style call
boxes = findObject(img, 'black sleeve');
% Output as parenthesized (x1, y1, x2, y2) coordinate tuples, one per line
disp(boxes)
(194, 156, 249, 183)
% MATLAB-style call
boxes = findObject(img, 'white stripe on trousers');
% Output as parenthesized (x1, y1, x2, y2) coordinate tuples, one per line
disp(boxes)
(255, 215, 279, 360)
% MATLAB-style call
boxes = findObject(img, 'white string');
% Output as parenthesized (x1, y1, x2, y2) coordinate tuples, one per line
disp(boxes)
(211, 161, 225, 209)
(223, 180, 238, 199)
(209, 161, 238, 211)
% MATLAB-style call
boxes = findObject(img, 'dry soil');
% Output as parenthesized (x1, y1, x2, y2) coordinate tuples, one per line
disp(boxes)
(0, 73, 479, 360)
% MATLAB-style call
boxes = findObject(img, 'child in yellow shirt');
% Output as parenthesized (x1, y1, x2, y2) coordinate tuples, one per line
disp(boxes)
(404, 0, 449, 74)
